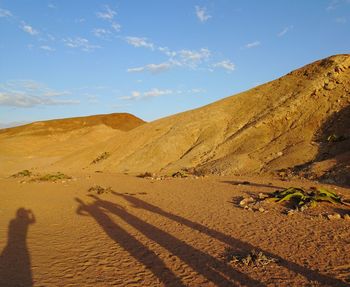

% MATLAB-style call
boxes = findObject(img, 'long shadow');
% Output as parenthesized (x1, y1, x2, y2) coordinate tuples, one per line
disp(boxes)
(87, 195, 266, 287)
(222, 181, 284, 190)
(113, 192, 349, 287)
(75, 198, 185, 287)
(0, 208, 35, 287)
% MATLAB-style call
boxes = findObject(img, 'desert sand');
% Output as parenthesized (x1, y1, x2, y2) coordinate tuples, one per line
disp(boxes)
(1, 55, 350, 286)
(0, 173, 350, 286)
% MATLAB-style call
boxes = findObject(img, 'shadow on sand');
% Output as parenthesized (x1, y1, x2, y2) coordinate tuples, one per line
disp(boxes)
(76, 196, 265, 287)
(0, 208, 35, 287)
(111, 192, 348, 287)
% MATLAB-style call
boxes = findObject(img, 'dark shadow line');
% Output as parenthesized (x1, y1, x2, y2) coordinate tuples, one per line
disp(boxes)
(90, 195, 266, 287)
(222, 181, 284, 190)
(112, 192, 348, 287)
(75, 198, 185, 287)
(0, 208, 35, 287)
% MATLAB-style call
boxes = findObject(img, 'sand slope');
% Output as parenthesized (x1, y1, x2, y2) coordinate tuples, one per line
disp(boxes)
(0, 113, 144, 175)
(56, 54, 350, 178)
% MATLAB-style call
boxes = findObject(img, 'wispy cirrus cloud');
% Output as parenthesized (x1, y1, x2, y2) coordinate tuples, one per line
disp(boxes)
(63, 37, 101, 52)
(0, 80, 78, 107)
(92, 28, 111, 39)
(127, 62, 173, 74)
(40, 45, 55, 52)
(21, 22, 39, 36)
(277, 25, 293, 37)
(245, 41, 261, 49)
(97, 5, 116, 20)
(96, 5, 121, 33)
(120, 88, 173, 100)
(195, 6, 211, 22)
(0, 8, 12, 18)
(212, 60, 235, 72)
(125, 36, 154, 50)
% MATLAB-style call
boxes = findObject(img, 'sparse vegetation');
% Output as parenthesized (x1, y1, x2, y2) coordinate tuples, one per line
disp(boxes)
(88, 185, 113, 194)
(91, 152, 110, 164)
(266, 187, 345, 209)
(222, 248, 277, 267)
(36, 172, 71, 182)
(11, 169, 32, 178)
(137, 172, 154, 178)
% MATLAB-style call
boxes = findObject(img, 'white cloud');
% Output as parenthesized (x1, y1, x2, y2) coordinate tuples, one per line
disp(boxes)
(111, 22, 121, 32)
(92, 28, 111, 38)
(21, 23, 39, 36)
(195, 6, 211, 22)
(245, 41, 261, 48)
(0, 80, 78, 107)
(0, 8, 12, 18)
(277, 25, 293, 37)
(120, 89, 173, 100)
(158, 46, 176, 57)
(63, 37, 100, 52)
(125, 36, 154, 50)
(127, 62, 173, 74)
(213, 60, 235, 72)
(178, 48, 211, 68)
(40, 45, 55, 52)
(97, 5, 116, 21)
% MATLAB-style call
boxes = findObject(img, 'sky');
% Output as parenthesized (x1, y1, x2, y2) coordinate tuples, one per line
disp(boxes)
(0, 0, 349, 127)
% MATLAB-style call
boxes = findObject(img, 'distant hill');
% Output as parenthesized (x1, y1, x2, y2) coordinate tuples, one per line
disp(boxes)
(0, 113, 145, 136)
(1, 55, 350, 185)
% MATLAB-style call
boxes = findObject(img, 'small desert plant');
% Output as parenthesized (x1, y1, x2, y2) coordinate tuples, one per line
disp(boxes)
(267, 187, 344, 209)
(137, 172, 154, 178)
(91, 152, 110, 164)
(88, 185, 113, 194)
(223, 248, 277, 267)
(11, 170, 32, 178)
(37, 172, 71, 182)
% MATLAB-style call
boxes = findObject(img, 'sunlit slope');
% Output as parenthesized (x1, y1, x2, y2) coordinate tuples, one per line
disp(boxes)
(57, 54, 350, 176)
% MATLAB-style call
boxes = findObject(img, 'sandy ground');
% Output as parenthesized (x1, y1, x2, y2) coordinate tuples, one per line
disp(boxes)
(0, 173, 349, 287)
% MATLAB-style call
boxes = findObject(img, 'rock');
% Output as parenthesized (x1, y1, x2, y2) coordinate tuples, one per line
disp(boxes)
(258, 193, 269, 200)
(239, 197, 255, 207)
(258, 207, 265, 213)
(343, 214, 350, 221)
(327, 213, 341, 220)
(287, 209, 295, 216)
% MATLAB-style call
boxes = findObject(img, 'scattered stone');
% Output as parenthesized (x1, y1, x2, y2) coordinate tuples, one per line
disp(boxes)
(258, 193, 269, 200)
(239, 197, 255, 207)
(327, 213, 341, 220)
(258, 207, 265, 213)
(343, 214, 350, 221)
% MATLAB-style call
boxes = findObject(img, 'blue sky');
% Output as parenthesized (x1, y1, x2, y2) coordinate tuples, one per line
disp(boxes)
(0, 0, 349, 127)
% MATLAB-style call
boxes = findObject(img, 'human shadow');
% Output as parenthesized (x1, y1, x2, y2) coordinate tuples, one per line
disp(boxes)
(75, 198, 185, 287)
(113, 192, 349, 287)
(85, 195, 265, 287)
(0, 208, 35, 287)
